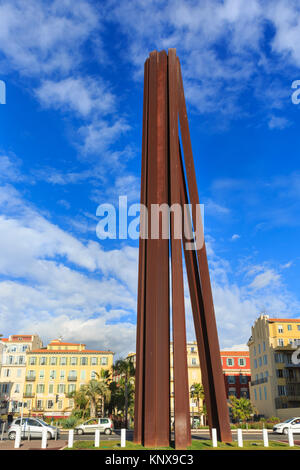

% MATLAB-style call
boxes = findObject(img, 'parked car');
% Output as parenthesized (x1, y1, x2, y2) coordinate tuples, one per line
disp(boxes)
(273, 417, 300, 435)
(8, 417, 60, 440)
(75, 418, 113, 435)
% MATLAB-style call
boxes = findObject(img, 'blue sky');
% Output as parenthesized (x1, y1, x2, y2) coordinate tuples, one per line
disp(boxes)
(0, 0, 300, 357)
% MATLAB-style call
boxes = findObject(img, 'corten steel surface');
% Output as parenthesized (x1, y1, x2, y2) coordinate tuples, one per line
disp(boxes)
(134, 49, 232, 449)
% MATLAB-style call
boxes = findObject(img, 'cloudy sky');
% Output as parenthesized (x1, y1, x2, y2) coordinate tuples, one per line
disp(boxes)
(0, 0, 300, 357)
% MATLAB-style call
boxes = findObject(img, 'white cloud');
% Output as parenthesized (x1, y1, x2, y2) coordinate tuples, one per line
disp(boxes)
(0, 0, 99, 76)
(249, 269, 281, 290)
(36, 78, 115, 117)
(231, 234, 240, 240)
(268, 115, 291, 130)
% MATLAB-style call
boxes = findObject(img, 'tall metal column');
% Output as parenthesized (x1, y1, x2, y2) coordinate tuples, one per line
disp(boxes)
(134, 49, 232, 449)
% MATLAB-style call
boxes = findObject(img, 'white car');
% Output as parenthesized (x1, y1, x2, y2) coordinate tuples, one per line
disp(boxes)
(75, 418, 113, 435)
(273, 417, 300, 435)
(8, 417, 60, 440)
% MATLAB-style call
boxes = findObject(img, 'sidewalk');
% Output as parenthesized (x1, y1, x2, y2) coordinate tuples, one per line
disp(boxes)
(0, 439, 67, 450)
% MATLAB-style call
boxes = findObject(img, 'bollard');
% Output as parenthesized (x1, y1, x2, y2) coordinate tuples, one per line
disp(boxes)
(288, 427, 294, 447)
(14, 426, 21, 449)
(237, 428, 243, 448)
(263, 428, 269, 447)
(41, 427, 48, 449)
(95, 429, 100, 448)
(212, 428, 218, 448)
(1, 422, 5, 441)
(121, 428, 126, 448)
(68, 429, 74, 448)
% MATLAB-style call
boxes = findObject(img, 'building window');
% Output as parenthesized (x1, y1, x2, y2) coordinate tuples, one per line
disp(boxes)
(263, 341, 266, 352)
(49, 370, 56, 380)
(239, 375, 248, 384)
(29, 357, 36, 365)
(277, 339, 284, 347)
(228, 388, 236, 397)
(91, 357, 98, 366)
(37, 384, 45, 394)
(60, 370, 65, 380)
(68, 384, 76, 394)
(263, 355, 268, 365)
(17, 369, 22, 378)
(58, 400, 63, 410)
(287, 324, 292, 331)
(50, 357, 57, 366)
(253, 347, 256, 356)
(15, 384, 20, 393)
(70, 357, 78, 366)
(254, 388, 257, 400)
(39, 370, 45, 380)
(91, 371, 97, 379)
(258, 357, 262, 367)
(227, 376, 235, 384)
(36, 400, 43, 410)
(259, 388, 262, 400)
(226, 358, 234, 367)
(278, 325, 283, 333)
(81, 370, 86, 380)
(101, 357, 108, 366)
(191, 358, 197, 366)
(39, 357, 47, 365)
(258, 344, 261, 354)
(254, 359, 257, 369)
(47, 400, 54, 409)
(264, 386, 267, 400)
(238, 358, 246, 367)
(278, 385, 286, 396)
(5, 369, 11, 377)
(80, 357, 88, 365)
(57, 384, 65, 394)
(60, 357, 67, 365)
(49, 384, 54, 394)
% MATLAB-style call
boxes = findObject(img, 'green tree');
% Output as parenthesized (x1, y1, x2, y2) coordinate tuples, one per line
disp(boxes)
(229, 396, 255, 423)
(81, 379, 110, 418)
(113, 359, 135, 428)
(67, 387, 89, 419)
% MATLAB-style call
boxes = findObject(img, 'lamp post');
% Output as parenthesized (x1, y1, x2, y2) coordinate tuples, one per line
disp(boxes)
(190, 385, 195, 429)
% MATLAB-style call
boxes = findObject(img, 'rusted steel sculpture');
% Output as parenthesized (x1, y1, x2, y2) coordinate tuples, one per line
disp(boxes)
(134, 49, 232, 449)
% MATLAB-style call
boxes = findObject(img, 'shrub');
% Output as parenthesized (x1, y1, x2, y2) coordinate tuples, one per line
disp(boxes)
(64, 416, 78, 429)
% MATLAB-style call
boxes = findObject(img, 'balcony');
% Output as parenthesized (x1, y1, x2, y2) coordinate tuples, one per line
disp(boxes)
(250, 377, 268, 386)
(67, 376, 77, 382)
(25, 376, 36, 382)
(23, 392, 35, 398)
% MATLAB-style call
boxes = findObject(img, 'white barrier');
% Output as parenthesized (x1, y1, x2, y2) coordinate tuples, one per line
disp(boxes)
(14, 427, 21, 449)
(288, 428, 294, 447)
(121, 428, 126, 448)
(41, 427, 48, 449)
(68, 429, 74, 448)
(95, 429, 100, 448)
(263, 428, 269, 447)
(237, 428, 243, 447)
(1, 422, 5, 441)
(212, 428, 218, 448)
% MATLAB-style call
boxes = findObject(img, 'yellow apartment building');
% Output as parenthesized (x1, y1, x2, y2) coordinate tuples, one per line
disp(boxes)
(0, 335, 43, 416)
(248, 315, 300, 419)
(23, 339, 114, 418)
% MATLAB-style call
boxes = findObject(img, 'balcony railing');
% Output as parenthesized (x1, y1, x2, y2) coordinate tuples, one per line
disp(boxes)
(67, 376, 77, 382)
(250, 377, 268, 386)
(25, 376, 36, 382)
(23, 392, 35, 398)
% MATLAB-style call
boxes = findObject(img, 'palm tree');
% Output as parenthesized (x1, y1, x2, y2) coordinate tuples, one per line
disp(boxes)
(113, 359, 135, 428)
(82, 379, 109, 418)
(193, 383, 205, 424)
(67, 387, 89, 418)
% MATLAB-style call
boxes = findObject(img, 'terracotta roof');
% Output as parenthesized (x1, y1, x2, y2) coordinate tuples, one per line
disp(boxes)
(28, 349, 114, 354)
(269, 318, 300, 323)
(1, 338, 8, 342)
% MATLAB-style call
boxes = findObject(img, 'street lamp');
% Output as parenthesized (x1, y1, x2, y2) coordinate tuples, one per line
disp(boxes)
(190, 385, 195, 429)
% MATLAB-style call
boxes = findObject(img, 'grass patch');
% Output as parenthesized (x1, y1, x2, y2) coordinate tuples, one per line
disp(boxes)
(66, 439, 297, 451)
